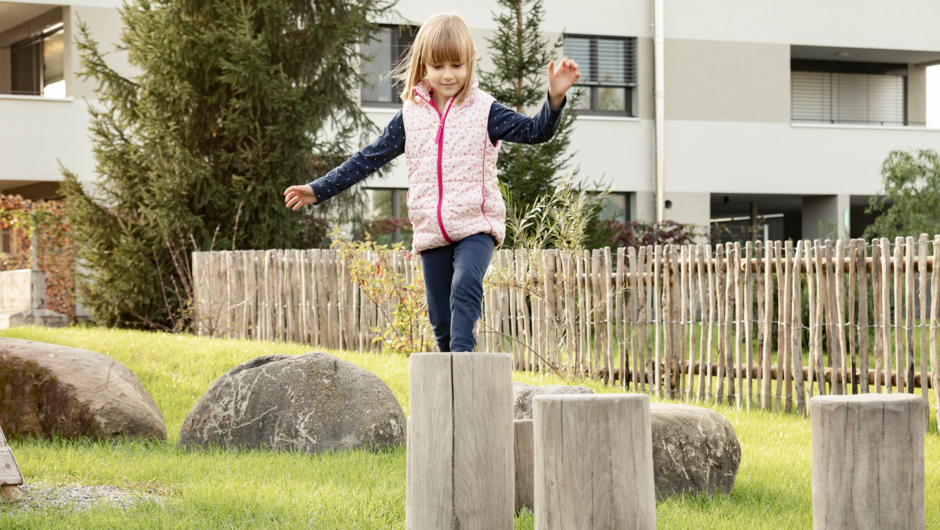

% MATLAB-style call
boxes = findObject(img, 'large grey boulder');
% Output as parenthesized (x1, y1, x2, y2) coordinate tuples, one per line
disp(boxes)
(511, 383, 741, 501)
(650, 403, 740, 498)
(0, 338, 166, 440)
(179, 352, 406, 453)
(512, 381, 593, 419)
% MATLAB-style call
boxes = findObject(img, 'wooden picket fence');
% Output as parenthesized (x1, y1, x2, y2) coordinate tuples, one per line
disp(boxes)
(192, 235, 940, 417)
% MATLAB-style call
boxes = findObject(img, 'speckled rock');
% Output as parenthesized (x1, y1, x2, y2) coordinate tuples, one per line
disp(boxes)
(512, 382, 594, 419)
(0, 338, 165, 441)
(510, 388, 740, 503)
(650, 404, 740, 498)
(179, 352, 406, 453)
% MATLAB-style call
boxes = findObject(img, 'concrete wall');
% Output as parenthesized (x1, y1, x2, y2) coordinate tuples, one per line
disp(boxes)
(664, 0, 940, 50)
(802, 195, 850, 240)
(666, 121, 940, 196)
(908, 64, 927, 125)
(0, 3, 130, 185)
(664, 39, 790, 124)
(1, 0, 939, 224)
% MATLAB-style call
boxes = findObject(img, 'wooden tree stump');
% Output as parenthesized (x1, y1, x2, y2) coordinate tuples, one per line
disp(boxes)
(405, 352, 514, 530)
(514, 419, 534, 513)
(533, 394, 656, 530)
(0, 426, 24, 502)
(810, 394, 927, 530)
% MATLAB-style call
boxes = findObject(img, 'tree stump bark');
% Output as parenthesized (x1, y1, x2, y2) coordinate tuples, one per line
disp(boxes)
(405, 352, 514, 530)
(0, 425, 24, 503)
(810, 394, 927, 530)
(514, 419, 534, 513)
(534, 394, 656, 530)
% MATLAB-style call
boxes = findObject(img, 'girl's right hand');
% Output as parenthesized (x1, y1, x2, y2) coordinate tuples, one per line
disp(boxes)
(284, 185, 318, 210)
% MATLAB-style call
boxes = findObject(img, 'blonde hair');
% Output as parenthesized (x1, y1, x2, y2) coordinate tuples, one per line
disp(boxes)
(392, 13, 476, 105)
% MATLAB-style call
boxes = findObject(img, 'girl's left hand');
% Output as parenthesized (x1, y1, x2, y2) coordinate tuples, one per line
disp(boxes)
(548, 57, 581, 108)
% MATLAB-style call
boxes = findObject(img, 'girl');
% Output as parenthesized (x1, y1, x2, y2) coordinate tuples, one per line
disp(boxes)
(284, 12, 580, 353)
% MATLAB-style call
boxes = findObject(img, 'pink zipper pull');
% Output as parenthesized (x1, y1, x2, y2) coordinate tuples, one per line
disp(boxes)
(435, 122, 444, 145)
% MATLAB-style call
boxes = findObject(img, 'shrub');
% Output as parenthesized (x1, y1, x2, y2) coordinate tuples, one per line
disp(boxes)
(60, 0, 390, 327)
(0, 196, 75, 321)
(330, 231, 434, 355)
(594, 219, 699, 249)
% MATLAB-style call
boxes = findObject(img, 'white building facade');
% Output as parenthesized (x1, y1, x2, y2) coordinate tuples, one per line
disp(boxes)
(2, 0, 940, 241)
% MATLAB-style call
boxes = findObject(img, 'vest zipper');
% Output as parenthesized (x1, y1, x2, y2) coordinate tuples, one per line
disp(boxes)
(414, 89, 454, 244)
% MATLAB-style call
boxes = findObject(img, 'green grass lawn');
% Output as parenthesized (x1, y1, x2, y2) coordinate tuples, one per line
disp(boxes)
(0, 326, 938, 529)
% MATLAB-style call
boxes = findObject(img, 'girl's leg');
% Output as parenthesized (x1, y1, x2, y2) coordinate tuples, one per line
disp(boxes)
(449, 233, 496, 352)
(421, 243, 455, 352)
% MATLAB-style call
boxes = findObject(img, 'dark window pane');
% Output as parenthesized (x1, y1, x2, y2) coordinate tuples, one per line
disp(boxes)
(11, 38, 41, 96)
(597, 39, 625, 84)
(574, 88, 593, 110)
(597, 86, 626, 111)
(392, 26, 414, 67)
(565, 37, 593, 83)
(361, 27, 393, 103)
(43, 28, 65, 97)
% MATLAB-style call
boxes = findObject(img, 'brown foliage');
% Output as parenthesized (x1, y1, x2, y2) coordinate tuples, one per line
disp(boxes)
(0, 195, 75, 321)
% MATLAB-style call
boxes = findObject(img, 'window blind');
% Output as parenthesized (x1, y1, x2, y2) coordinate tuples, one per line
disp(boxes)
(791, 71, 905, 125)
(564, 36, 636, 86)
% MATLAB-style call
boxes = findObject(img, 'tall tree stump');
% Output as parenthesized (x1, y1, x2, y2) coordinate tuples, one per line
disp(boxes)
(533, 394, 656, 530)
(515, 419, 534, 513)
(406, 352, 514, 530)
(810, 394, 927, 530)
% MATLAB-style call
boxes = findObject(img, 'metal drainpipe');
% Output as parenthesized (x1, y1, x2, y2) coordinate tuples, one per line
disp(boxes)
(653, 0, 666, 226)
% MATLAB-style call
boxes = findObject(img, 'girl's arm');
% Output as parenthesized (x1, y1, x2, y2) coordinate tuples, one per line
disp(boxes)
(487, 95, 567, 146)
(488, 57, 580, 146)
(292, 111, 406, 207)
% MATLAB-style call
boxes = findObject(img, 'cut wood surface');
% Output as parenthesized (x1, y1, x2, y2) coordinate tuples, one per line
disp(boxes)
(405, 352, 513, 530)
(514, 419, 534, 514)
(0, 426, 22, 487)
(0, 425, 24, 503)
(194, 237, 940, 421)
(533, 394, 655, 530)
(809, 394, 927, 530)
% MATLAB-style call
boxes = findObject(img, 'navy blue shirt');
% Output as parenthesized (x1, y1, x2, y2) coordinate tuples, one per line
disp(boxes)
(307, 93, 567, 203)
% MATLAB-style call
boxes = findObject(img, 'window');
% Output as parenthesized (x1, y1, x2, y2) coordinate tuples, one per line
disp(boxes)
(598, 193, 629, 223)
(564, 35, 637, 116)
(791, 60, 907, 126)
(9, 23, 64, 97)
(0, 230, 13, 255)
(361, 25, 416, 105)
(367, 188, 411, 245)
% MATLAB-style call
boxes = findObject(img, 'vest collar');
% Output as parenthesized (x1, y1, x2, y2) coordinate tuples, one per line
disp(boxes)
(413, 77, 479, 109)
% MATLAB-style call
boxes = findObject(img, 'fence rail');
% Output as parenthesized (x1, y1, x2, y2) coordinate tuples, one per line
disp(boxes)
(193, 235, 940, 418)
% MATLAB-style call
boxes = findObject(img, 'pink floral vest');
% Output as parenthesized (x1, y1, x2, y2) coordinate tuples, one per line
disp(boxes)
(402, 78, 506, 254)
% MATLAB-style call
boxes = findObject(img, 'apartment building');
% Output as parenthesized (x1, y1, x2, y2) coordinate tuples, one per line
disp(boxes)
(2, 0, 939, 241)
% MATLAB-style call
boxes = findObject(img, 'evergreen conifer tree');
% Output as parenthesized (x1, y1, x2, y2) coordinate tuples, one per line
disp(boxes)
(478, 0, 579, 232)
(61, 0, 391, 327)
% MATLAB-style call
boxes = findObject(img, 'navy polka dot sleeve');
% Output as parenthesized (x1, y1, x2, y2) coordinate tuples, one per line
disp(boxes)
(307, 110, 406, 204)
(488, 92, 567, 146)
(306, 93, 567, 204)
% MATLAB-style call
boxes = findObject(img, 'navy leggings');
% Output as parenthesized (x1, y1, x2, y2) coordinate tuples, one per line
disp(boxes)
(420, 233, 495, 352)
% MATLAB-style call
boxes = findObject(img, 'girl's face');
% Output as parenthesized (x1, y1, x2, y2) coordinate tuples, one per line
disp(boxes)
(425, 59, 468, 102)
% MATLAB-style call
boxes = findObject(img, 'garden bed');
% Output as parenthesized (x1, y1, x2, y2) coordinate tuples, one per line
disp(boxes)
(0, 326, 937, 528)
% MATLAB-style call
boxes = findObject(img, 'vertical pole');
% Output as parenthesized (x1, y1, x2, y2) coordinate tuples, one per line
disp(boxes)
(653, 0, 666, 226)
